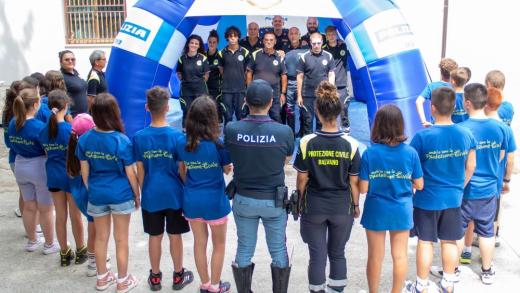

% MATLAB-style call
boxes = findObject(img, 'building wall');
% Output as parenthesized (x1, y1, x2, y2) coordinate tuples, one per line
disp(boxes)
(0, 0, 137, 82)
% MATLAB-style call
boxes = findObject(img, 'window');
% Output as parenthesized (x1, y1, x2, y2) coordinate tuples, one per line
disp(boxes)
(64, 0, 127, 44)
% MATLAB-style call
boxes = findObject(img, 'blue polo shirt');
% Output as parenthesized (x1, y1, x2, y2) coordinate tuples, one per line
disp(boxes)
(360, 143, 423, 231)
(459, 118, 508, 200)
(452, 92, 468, 123)
(284, 47, 308, 79)
(39, 121, 72, 191)
(8, 118, 46, 158)
(410, 124, 476, 210)
(175, 137, 231, 220)
(76, 129, 135, 205)
(224, 115, 294, 199)
(133, 126, 184, 212)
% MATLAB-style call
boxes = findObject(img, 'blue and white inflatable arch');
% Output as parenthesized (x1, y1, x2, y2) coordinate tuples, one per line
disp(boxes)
(106, 0, 430, 138)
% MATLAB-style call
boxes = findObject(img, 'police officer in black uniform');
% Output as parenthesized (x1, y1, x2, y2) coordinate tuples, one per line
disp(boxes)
(260, 15, 290, 51)
(239, 22, 263, 53)
(323, 25, 351, 133)
(218, 26, 250, 124)
(297, 32, 335, 135)
(206, 30, 224, 122)
(225, 79, 294, 293)
(246, 31, 287, 123)
(176, 34, 209, 126)
(301, 17, 326, 47)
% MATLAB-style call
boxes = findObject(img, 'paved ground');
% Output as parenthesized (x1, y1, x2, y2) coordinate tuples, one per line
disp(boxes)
(0, 89, 519, 292)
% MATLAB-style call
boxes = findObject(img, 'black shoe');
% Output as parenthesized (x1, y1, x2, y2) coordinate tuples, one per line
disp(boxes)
(148, 270, 162, 291)
(232, 263, 254, 293)
(60, 247, 75, 267)
(173, 268, 194, 290)
(75, 245, 88, 265)
(271, 265, 291, 293)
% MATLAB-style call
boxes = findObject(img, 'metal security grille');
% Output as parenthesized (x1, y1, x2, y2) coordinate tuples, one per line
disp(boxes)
(64, 0, 126, 44)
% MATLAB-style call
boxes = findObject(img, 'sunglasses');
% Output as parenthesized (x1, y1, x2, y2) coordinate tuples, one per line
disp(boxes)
(311, 42, 322, 46)
(64, 58, 76, 62)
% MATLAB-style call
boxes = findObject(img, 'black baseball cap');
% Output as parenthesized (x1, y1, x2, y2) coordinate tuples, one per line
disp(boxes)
(246, 79, 273, 107)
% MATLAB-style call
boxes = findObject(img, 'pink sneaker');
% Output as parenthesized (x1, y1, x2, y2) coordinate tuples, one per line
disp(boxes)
(116, 274, 138, 293)
(96, 271, 116, 291)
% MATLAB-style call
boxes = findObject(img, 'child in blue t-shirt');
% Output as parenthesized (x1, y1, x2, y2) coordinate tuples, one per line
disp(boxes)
(38, 89, 86, 266)
(7, 88, 58, 254)
(450, 68, 469, 123)
(66, 113, 104, 277)
(133, 87, 194, 291)
(486, 70, 514, 126)
(175, 96, 233, 293)
(76, 93, 140, 292)
(406, 87, 476, 293)
(458, 84, 508, 285)
(359, 105, 423, 293)
(415, 58, 458, 127)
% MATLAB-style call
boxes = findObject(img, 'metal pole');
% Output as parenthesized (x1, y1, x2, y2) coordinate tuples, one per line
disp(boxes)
(441, 0, 449, 58)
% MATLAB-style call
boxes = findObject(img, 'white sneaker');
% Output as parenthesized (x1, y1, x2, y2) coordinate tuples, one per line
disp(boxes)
(14, 208, 22, 217)
(25, 238, 43, 252)
(42, 242, 60, 255)
(429, 266, 461, 282)
(481, 267, 495, 285)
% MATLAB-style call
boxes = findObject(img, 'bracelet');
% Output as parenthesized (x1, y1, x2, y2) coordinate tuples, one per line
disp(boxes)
(503, 178, 511, 183)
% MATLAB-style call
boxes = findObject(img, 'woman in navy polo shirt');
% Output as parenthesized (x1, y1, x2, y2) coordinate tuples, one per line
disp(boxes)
(59, 50, 88, 116)
(176, 34, 210, 127)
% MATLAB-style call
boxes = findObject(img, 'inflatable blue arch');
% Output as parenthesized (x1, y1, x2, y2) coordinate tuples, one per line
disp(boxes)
(106, 0, 430, 138)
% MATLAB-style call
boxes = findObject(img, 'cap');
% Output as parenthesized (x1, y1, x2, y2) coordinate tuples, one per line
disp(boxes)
(72, 113, 95, 136)
(246, 79, 273, 107)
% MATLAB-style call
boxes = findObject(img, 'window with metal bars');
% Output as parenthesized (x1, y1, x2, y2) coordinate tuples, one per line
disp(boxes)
(64, 0, 127, 44)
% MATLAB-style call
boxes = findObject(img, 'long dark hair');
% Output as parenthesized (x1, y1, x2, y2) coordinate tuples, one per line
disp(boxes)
(183, 34, 206, 55)
(30, 72, 48, 97)
(47, 89, 70, 139)
(45, 70, 66, 91)
(13, 88, 40, 131)
(371, 104, 407, 145)
(185, 95, 220, 152)
(66, 134, 81, 177)
(91, 93, 124, 132)
(315, 81, 342, 123)
(2, 80, 22, 127)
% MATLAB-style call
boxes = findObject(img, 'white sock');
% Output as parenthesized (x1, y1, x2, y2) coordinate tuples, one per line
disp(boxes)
(97, 271, 108, 280)
(117, 274, 128, 284)
(441, 273, 456, 288)
(463, 246, 472, 253)
(416, 277, 429, 291)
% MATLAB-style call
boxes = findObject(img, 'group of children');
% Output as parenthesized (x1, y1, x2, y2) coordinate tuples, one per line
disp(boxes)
(1, 61, 515, 293)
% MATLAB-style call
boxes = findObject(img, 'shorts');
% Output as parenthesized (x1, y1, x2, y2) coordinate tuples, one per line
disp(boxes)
(185, 215, 228, 226)
(411, 207, 463, 241)
(14, 155, 53, 205)
(494, 196, 501, 222)
(87, 200, 135, 217)
(48, 187, 62, 192)
(142, 208, 190, 236)
(461, 197, 496, 238)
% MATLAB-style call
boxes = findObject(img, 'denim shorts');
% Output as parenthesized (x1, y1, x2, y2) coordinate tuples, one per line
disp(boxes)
(87, 200, 135, 217)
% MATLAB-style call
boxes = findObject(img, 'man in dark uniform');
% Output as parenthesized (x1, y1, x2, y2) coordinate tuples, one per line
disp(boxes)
(246, 31, 287, 123)
(260, 15, 290, 51)
(239, 22, 263, 53)
(225, 79, 294, 293)
(323, 25, 351, 133)
(86, 50, 108, 108)
(283, 27, 308, 135)
(218, 26, 250, 124)
(301, 17, 326, 46)
(297, 32, 335, 135)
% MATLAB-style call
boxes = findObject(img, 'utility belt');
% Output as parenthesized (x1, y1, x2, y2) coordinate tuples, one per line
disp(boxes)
(226, 180, 301, 220)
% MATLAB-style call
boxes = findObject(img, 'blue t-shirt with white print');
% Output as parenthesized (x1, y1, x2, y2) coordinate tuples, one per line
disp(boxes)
(76, 129, 135, 205)
(410, 124, 476, 210)
(452, 92, 468, 123)
(497, 122, 516, 197)
(35, 96, 51, 123)
(498, 101, 514, 126)
(175, 136, 231, 221)
(38, 121, 72, 192)
(133, 126, 184, 212)
(7, 118, 46, 158)
(360, 143, 423, 231)
(459, 118, 508, 199)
